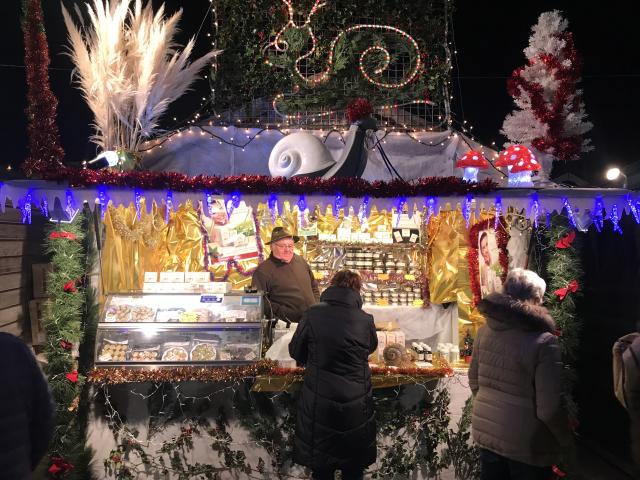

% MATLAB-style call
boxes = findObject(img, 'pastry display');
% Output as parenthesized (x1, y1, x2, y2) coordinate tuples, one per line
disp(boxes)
(130, 348, 159, 361)
(131, 306, 156, 322)
(98, 341, 128, 362)
(161, 346, 189, 361)
(105, 305, 133, 322)
(191, 343, 217, 361)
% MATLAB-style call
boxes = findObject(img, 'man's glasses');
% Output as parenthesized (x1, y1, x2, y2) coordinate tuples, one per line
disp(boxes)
(273, 243, 295, 251)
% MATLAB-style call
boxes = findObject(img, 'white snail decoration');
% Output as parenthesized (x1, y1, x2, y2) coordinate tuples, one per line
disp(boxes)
(268, 132, 336, 178)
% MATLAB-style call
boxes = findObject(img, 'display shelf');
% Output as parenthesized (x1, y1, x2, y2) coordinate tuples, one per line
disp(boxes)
(96, 291, 265, 367)
(95, 322, 263, 366)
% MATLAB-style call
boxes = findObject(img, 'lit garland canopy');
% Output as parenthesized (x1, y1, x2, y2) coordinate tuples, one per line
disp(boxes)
(211, 0, 451, 121)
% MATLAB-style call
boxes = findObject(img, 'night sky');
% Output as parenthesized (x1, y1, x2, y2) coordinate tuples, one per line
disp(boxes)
(2, 0, 638, 186)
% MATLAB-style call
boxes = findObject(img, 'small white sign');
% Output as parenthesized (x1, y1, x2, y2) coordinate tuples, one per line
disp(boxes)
(160, 271, 185, 283)
(144, 272, 158, 283)
(337, 227, 351, 242)
(185, 272, 210, 283)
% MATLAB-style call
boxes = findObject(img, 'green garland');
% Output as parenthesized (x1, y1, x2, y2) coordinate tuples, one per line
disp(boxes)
(98, 381, 478, 479)
(211, 0, 451, 116)
(43, 213, 96, 479)
(541, 215, 584, 423)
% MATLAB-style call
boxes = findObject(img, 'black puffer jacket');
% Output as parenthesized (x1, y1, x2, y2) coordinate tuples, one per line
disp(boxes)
(289, 286, 378, 471)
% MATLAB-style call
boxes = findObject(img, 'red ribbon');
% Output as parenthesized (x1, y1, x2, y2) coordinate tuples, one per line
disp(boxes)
(65, 370, 79, 383)
(554, 279, 578, 300)
(49, 231, 77, 241)
(63, 281, 77, 293)
(555, 231, 576, 249)
(59, 340, 73, 350)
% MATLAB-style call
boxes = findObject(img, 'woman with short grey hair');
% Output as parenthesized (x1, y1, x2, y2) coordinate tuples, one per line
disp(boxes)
(469, 268, 574, 480)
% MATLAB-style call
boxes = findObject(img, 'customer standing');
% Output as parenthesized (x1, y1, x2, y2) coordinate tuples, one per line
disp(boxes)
(0, 333, 54, 480)
(289, 270, 378, 480)
(469, 268, 574, 480)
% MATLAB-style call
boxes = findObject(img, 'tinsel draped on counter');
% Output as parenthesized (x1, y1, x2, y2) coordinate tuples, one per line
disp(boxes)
(87, 360, 453, 385)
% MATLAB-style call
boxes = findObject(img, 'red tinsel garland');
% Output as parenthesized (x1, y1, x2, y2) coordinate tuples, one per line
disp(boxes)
(346, 98, 374, 123)
(507, 32, 584, 161)
(21, 0, 65, 177)
(36, 168, 498, 197)
(468, 217, 510, 307)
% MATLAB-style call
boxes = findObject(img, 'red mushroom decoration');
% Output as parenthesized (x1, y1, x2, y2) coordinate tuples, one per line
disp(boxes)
(496, 144, 540, 187)
(455, 150, 489, 183)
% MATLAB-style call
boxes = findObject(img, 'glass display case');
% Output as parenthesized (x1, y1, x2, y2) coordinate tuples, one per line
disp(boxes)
(95, 292, 265, 366)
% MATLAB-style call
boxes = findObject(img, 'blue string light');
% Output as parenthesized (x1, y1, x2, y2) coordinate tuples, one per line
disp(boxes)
(395, 196, 407, 227)
(358, 196, 370, 224)
(424, 197, 437, 226)
(611, 204, 623, 234)
(463, 194, 473, 228)
(40, 196, 49, 219)
(528, 193, 539, 229)
(165, 190, 173, 224)
(627, 194, 640, 224)
(268, 193, 279, 223)
(20, 191, 32, 224)
(546, 212, 551, 228)
(297, 195, 307, 212)
(205, 191, 214, 217)
(226, 191, 241, 217)
(494, 196, 502, 230)
(334, 192, 343, 218)
(593, 196, 605, 233)
(97, 186, 109, 219)
(133, 189, 142, 219)
(65, 189, 79, 221)
(562, 198, 577, 228)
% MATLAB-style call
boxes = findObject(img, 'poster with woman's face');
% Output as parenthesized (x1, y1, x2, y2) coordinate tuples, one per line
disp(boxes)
(478, 230, 503, 298)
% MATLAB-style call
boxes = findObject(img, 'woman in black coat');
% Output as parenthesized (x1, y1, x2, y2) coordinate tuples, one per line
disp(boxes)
(289, 270, 378, 480)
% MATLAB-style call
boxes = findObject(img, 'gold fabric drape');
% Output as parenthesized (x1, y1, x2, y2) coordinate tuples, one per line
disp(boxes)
(101, 200, 204, 293)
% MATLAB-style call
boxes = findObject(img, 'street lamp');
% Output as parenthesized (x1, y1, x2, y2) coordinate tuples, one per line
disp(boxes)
(605, 167, 628, 189)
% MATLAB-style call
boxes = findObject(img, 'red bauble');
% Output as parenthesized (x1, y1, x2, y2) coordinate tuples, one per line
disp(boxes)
(63, 281, 77, 293)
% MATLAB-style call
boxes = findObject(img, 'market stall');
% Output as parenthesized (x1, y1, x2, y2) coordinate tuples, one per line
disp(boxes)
(2, 177, 635, 478)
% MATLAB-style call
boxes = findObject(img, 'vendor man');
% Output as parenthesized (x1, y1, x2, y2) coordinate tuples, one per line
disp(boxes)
(252, 227, 320, 323)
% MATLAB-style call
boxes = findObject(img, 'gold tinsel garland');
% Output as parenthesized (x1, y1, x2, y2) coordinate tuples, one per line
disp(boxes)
(88, 359, 453, 385)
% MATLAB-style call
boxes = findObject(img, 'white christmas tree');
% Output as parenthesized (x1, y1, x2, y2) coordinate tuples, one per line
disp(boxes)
(501, 10, 592, 170)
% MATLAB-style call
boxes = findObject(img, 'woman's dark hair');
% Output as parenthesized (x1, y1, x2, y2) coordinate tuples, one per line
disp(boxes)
(479, 232, 488, 244)
(330, 270, 362, 292)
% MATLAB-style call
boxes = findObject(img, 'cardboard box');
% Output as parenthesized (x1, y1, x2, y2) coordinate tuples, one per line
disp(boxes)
(32, 263, 52, 298)
(29, 298, 47, 345)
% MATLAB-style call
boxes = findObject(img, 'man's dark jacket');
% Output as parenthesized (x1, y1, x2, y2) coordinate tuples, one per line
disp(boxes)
(289, 286, 378, 471)
(252, 253, 320, 322)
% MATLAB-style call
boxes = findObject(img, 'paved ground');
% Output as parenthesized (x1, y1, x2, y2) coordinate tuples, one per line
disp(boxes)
(575, 440, 637, 480)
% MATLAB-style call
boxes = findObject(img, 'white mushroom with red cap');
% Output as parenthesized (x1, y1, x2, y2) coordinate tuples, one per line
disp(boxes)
(496, 145, 539, 187)
(455, 150, 489, 183)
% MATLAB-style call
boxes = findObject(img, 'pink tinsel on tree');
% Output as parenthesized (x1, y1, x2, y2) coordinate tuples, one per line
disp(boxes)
(21, 0, 65, 177)
(501, 11, 592, 162)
